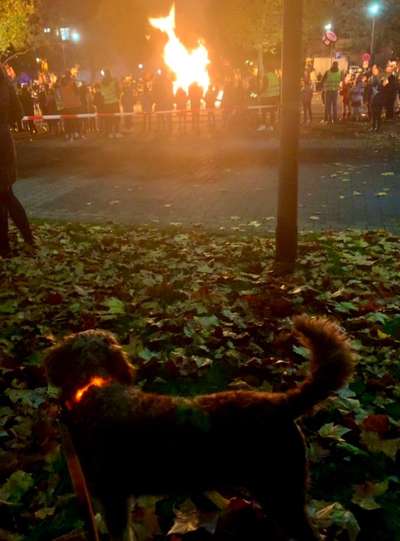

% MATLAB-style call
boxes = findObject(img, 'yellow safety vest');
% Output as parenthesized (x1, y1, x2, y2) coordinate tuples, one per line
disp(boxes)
(100, 80, 119, 105)
(324, 70, 341, 92)
(262, 72, 280, 98)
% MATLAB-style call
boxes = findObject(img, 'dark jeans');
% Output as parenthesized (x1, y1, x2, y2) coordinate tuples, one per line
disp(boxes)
(0, 186, 34, 252)
(302, 99, 312, 123)
(103, 103, 120, 135)
(325, 91, 338, 122)
(372, 105, 383, 131)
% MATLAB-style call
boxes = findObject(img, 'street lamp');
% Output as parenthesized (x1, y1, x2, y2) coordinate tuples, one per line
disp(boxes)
(324, 23, 333, 32)
(368, 3, 381, 57)
(71, 31, 81, 43)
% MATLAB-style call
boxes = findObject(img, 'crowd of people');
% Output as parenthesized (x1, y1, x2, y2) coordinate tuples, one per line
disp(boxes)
(306, 60, 400, 131)
(12, 67, 257, 139)
(8, 57, 400, 139)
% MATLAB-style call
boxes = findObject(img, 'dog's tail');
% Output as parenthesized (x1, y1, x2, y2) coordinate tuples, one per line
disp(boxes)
(286, 315, 355, 418)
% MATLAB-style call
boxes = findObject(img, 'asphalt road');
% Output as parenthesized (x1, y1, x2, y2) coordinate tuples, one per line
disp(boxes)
(14, 128, 400, 232)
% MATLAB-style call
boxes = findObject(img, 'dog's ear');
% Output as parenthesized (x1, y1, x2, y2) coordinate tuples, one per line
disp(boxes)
(44, 339, 78, 402)
(103, 334, 136, 385)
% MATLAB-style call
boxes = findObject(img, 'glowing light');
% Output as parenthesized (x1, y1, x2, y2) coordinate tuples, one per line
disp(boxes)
(368, 3, 381, 16)
(324, 23, 333, 31)
(71, 31, 81, 43)
(149, 4, 210, 95)
(74, 377, 110, 404)
(138, 64, 144, 69)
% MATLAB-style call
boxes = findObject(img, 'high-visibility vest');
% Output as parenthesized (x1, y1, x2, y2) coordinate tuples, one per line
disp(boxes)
(100, 80, 119, 105)
(262, 72, 280, 98)
(324, 70, 341, 92)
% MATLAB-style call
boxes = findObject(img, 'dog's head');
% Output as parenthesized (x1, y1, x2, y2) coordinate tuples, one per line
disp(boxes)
(44, 330, 135, 407)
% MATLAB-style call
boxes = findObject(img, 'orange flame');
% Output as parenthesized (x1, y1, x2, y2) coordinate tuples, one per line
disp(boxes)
(69, 377, 110, 408)
(149, 4, 210, 95)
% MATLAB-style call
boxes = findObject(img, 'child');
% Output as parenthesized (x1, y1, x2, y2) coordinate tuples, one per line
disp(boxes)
(350, 77, 364, 121)
(340, 74, 352, 120)
(371, 79, 387, 132)
(301, 78, 313, 124)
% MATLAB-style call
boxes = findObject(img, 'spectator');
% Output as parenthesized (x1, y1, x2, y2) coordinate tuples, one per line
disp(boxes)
(322, 61, 341, 124)
(205, 85, 217, 130)
(121, 79, 134, 130)
(92, 84, 104, 133)
(175, 87, 187, 134)
(100, 69, 122, 138)
(301, 78, 313, 125)
(258, 68, 280, 130)
(20, 85, 37, 135)
(340, 74, 352, 120)
(140, 80, 153, 133)
(188, 82, 203, 134)
(383, 64, 398, 120)
(371, 79, 387, 132)
(60, 70, 82, 140)
(0, 64, 35, 257)
(350, 77, 364, 121)
(153, 72, 173, 133)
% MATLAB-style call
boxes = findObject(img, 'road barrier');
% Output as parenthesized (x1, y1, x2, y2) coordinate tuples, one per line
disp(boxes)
(22, 105, 276, 122)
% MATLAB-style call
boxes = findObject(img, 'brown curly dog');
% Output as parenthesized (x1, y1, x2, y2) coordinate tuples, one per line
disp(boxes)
(45, 316, 354, 541)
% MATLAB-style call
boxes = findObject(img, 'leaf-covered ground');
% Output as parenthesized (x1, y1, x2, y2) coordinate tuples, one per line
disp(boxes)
(0, 223, 399, 541)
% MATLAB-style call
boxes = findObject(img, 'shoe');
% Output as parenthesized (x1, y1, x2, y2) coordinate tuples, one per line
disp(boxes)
(114, 133, 123, 139)
(256, 125, 267, 132)
(22, 242, 37, 257)
(0, 247, 12, 259)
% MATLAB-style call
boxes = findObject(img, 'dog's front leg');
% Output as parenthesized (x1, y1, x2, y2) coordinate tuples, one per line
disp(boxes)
(100, 494, 134, 541)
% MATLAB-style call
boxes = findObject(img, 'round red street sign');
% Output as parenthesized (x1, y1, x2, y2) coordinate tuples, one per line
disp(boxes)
(362, 52, 372, 63)
(325, 31, 337, 43)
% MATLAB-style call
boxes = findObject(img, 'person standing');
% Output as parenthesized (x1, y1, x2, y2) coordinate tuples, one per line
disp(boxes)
(258, 68, 280, 130)
(121, 79, 134, 131)
(340, 74, 352, 120)
(323, 61, 341, 123)
(100, 69, 122, 138)
(20, 85, 37, 135)
(60, 70, 81, 140)
(371, 80, 386, 132)
(188, 82, 203, 134)
(301, 78, 313, 124)
(383, 64, 398, 120)
(205, 85, 217, 131)
(0, 65, 35, 257)
(350, 76, 364, 121)
(175, 87, 187, 134)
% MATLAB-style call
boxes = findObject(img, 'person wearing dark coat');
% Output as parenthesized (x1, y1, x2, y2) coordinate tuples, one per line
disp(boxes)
(383, 72, 398, 120)
(0, 65, 35, 257)
(20, 85, 37, 135)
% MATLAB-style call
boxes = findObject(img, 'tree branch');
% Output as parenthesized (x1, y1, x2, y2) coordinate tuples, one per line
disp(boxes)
(3, 47, 33, 64)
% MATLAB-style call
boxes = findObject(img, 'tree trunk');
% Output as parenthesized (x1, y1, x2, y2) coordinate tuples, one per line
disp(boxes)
(274, 0, 303, 274)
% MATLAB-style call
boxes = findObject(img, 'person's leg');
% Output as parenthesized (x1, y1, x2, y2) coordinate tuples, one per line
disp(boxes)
(4, 187, 34, 245)
(113, 103, 121, 135)
(325, 92, 331, 122)
(332, 91, 338, 122)
(377, 106, 383, 131)
(0, 190, 10, 254)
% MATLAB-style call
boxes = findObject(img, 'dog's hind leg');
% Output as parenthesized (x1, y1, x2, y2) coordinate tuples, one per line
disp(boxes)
(100, 495, 131, 541)
(256, 490, 319, 541)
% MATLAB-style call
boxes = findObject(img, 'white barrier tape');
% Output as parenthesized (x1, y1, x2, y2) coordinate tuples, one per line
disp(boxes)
(22, 105, 276, 122)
